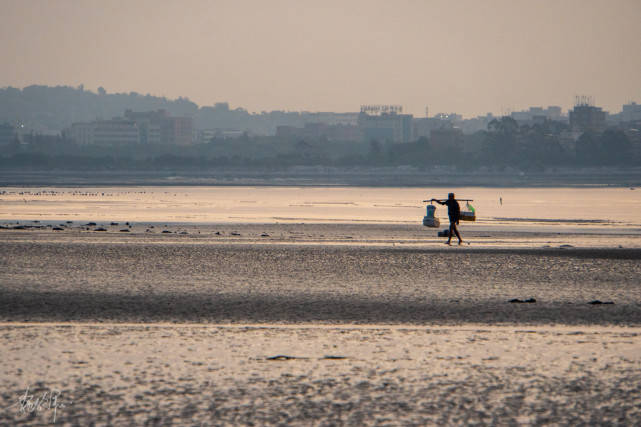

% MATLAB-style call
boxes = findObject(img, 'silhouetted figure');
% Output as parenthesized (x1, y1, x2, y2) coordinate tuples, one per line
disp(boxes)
(431, 193, 463, 245)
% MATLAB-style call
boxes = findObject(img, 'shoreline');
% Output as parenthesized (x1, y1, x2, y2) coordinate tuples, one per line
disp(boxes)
(2, 321, 641, 332)
(1, 168, 641, 187)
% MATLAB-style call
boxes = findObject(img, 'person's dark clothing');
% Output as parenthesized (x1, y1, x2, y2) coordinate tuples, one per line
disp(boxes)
(445, 199, 460, 223)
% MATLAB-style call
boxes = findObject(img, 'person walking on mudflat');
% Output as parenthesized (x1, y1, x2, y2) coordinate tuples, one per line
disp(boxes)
(431, 193, 463, 245)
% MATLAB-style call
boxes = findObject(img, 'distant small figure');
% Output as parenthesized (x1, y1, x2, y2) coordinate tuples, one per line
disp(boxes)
(431, 193, 463, 245)
(499, 196, 503, 206)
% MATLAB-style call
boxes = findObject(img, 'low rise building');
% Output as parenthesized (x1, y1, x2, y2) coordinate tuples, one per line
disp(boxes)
(124, 109, 193, 145)
(430, 127, 464, 152)
(569, 105, 606, 133)
(276, 123, 362, 142)
(0, 122, 17, 145)
(92, 119, 139, 146)
(64, 119, 140, 146)
(621, 102, 641, 123)
(357, 106, 412, 143)
(195, 128, 247, 143)
(63, 110, 193, 146)
(196, 129, 218, 143)
(63, 122, 94, 145)
(165, 116, 192, 145)
(511, 106, 564, 125)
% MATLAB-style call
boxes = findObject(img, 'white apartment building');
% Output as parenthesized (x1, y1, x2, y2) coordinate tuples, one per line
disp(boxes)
(64, 119, 140, 146)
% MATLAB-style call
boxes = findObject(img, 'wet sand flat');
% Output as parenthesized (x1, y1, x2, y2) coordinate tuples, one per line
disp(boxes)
(2, 225, 641, 424)
(1, 226, 641, 325)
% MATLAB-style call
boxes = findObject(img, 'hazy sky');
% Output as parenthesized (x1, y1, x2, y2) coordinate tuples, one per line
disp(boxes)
(1, 0, 640, 117)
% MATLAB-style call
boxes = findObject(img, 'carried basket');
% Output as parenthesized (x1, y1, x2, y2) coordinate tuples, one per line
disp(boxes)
(460, 202, 476, 221)
(422, 203, 440, 227)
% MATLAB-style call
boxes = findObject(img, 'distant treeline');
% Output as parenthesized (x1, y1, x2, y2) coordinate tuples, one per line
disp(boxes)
(1, 116, 639, 171)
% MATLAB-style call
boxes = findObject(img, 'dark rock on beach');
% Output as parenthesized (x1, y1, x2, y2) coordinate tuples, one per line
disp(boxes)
(267, 355, 306, 361)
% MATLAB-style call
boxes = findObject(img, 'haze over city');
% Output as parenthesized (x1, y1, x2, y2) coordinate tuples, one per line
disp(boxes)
(2, 0, 640, 117)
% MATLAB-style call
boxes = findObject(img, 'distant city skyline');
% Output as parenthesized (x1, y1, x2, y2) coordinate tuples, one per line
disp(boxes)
(1, 0, 640, 118)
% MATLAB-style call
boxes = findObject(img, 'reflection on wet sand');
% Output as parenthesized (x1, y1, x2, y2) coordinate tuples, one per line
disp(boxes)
(1, 186, 641, 228)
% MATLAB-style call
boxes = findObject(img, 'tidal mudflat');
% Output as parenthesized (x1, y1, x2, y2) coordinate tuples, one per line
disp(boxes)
(2, 197, 641, 424)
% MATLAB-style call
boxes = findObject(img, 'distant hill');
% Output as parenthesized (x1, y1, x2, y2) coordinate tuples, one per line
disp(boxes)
(0, 85, 199, 133)
(0, 85, 354, 135)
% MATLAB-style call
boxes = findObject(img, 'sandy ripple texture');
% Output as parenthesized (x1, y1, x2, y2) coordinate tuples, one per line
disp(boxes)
(1, 325, 640, 425)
